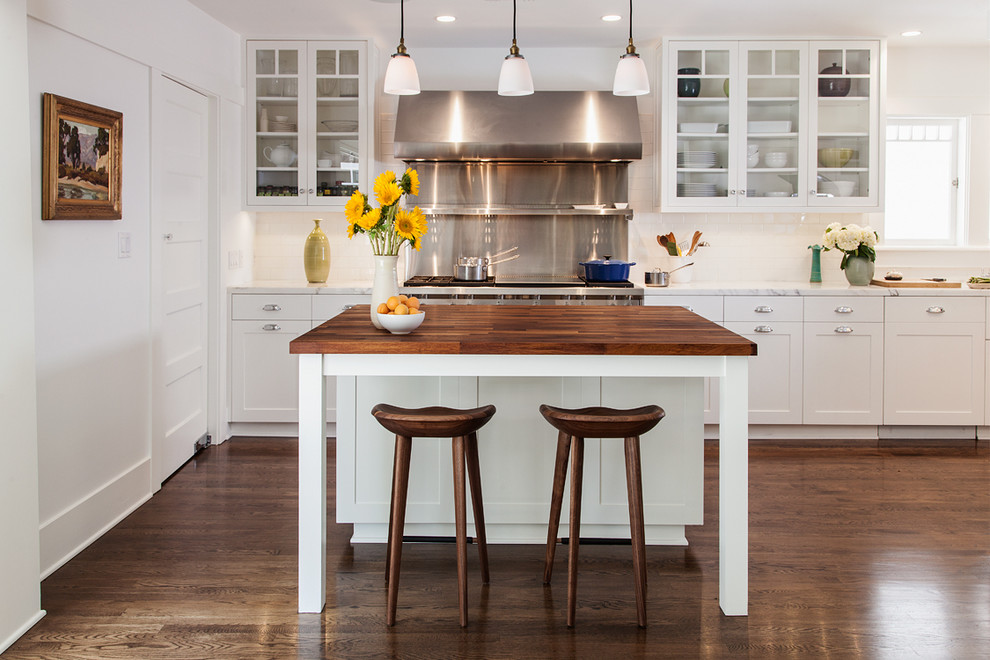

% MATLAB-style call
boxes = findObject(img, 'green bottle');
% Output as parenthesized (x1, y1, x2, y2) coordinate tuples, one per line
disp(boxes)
(808, 245, 822, 283)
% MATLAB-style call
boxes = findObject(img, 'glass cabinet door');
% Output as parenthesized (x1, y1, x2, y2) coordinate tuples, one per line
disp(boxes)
(309, 45, 364, 202)
(250, 43, 305, 204)
(739, 42, 807, 205)
(809, 42, 880, 207)
(668, 42, 737, 207)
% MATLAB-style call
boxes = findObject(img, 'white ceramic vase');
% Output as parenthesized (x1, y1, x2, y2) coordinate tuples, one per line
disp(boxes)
(370, 255, 399, 329)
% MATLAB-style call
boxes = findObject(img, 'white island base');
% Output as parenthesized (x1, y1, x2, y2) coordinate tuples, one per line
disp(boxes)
(335, 375, 705, 546)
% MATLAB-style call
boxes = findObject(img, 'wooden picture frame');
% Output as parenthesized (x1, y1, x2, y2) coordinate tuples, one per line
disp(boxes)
(42, 93, 122, 220)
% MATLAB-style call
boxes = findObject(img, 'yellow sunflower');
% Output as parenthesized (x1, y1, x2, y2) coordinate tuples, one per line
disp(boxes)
(394, 208, 418, 241)
(358, 208, 381, 231)
(344, 191, 366, 224)
(373, 171, 401, 207)
(411, 235, 422, 251)
(401, 168, 419, 197)
(346, 220, 357, 239)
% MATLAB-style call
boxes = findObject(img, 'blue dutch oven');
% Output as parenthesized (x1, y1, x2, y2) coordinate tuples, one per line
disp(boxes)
(579, 255, 636, 282)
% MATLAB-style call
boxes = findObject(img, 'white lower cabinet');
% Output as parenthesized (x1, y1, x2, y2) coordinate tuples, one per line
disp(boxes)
(803, 297, 883, 424)
(883, 297, 986, 425)
(724, 296, 803, 424)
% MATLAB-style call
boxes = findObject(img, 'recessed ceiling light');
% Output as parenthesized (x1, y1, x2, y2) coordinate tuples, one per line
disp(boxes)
(602, 14, 622, 22)
(436, 15, 456, 23)
(901, 30, 922, 37)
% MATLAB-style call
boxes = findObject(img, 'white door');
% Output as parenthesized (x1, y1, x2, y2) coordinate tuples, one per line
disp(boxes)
(152, 76, 211, 486)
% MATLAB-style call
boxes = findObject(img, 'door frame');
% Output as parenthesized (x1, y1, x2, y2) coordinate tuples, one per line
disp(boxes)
(149, 70, 222, 490)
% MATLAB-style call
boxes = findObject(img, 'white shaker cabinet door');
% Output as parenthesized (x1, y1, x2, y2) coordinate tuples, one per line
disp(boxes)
(724, 321, 803, 424)
(803, 322, 883, 424)
(230, 319, 311, 422)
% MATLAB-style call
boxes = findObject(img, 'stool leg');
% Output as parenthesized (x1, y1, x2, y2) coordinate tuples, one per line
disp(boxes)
(567, 436, 584, 628)
(464, 432, 490, 585)
(385, 440, 401, 586)
(624, 436, 648, 629)
(452, 435, 469, 628)
(544, 431, 572, 584)
(387, 435, 412, 626)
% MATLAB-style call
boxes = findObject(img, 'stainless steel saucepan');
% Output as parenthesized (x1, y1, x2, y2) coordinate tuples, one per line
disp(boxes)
(454, 246, 519, 281)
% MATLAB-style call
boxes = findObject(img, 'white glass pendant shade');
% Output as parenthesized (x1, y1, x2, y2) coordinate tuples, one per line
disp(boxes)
(384, 52, 420, 95)
(613, 52, 649, 96)
(498, 54, 534, 96)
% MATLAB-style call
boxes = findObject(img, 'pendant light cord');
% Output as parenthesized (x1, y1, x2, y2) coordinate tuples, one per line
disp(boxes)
(628, 0, 633, 42)
(512, 0, 518, 43)
(400, 0, 405, 42)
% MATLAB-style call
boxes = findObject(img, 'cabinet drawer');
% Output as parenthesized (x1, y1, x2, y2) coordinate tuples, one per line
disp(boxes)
(804, 297, 883, 323)
(231, 294, 312, 320)
(884, 297, 986, 324)
(312, 294, 368, 323)
(644, 295, 723, 322)
(724, 296, 803, 322)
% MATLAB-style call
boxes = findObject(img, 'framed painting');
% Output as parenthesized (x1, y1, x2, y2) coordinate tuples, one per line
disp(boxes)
(42, 93, 122, 220)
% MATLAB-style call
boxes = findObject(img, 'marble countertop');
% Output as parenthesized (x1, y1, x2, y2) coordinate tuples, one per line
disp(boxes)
(231, 279, 989, 297)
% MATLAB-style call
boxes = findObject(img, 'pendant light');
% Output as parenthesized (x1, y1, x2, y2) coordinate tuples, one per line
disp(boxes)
(384, 0, 421, 95)
(612, 0, 649, 96)
(498, 0, 534, 96)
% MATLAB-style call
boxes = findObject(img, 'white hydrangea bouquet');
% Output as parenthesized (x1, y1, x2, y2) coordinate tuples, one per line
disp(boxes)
(821, 222, 878, 269)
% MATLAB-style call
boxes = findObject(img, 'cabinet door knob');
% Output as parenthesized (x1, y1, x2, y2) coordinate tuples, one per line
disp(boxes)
(262, 323, 281, 331)
(926, 306, 945, 314)
(835, 306, 853, 313)
(754, 325, 773, 333)
(729, 189, 736, 195)
(834, 326, 854, 333)
(754, 305, 773, 313)
(262, 304, 282, 312)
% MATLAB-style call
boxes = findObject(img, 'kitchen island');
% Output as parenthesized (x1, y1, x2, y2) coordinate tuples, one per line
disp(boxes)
(289, 305, 757, 616)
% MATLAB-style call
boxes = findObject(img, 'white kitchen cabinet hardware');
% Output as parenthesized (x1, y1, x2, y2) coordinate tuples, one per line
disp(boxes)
(262, 323, 281, 331)
(755, 325, 773, 333)
(927, 306, 945, 314)
(246, 40, 371, 209)
(755, 305, 773, 313)
(835, 306, 853, 313)
(262, 304, 282, 311)
(660, 39, 882, 212)
(883, 297, 986, 425)
(834, 326, 853, 333)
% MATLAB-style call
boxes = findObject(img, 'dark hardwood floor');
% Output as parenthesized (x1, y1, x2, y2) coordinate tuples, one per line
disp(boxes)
(5, 437, 988, 659)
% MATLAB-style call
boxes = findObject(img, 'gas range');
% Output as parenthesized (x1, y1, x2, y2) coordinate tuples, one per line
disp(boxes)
(402, 275, 642, 305)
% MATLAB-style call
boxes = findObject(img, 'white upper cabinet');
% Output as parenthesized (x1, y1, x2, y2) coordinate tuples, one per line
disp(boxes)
(660, 39, 883, 212)
(247, 40, 371, 209)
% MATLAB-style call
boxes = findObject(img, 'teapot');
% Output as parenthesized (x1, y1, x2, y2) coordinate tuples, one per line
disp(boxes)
(263, 143, 297, 168)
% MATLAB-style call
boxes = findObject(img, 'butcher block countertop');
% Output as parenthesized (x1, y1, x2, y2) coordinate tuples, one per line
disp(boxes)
(289, 304, 757, 356)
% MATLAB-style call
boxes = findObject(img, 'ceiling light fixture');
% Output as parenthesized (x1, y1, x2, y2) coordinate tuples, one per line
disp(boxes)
(602, 15, 622, 22)
(497, 0, 534, 96)
(383, 0, 421, 95)
(436, 15, 456, 23)
(612, 0, 650, 96)
(900, 30, 922, 37)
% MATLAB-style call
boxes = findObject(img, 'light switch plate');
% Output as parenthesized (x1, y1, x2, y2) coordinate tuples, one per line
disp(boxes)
(117, 232, 131, 259)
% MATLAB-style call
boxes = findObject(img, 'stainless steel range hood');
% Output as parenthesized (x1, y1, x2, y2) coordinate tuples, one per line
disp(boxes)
(394, 91, 642, 162)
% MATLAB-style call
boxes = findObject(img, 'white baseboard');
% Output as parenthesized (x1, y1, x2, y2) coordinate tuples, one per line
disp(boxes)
(0, 609, 46, 655)
(39, 459, 152, 579)
(225, 421, 337, 439)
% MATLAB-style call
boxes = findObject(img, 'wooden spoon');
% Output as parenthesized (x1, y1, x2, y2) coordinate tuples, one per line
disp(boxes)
(688, 230, 702, 255)
(658, 235, 670, 252)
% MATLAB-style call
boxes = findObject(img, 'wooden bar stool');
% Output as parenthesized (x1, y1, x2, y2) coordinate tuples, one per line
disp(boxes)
(371, 403, 497, 627)
(540, 403, 666, 628)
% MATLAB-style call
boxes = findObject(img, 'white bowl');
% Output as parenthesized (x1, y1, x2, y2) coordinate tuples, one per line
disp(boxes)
(764, 152, 788, 168)
(765, 191, 791, 198)
(377, 311, 425, 335)
(614, 202, 628, 209)
(820, 181, 856, 197)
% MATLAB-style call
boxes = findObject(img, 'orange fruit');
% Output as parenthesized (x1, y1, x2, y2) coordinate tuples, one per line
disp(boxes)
(410, 308, 422, 315)
(394, 304, 409, 315)
(376, 303, 390, 314)
(398, 294, 409, 303)
(406, 296, 420, 309)
(386, 296, 400, 311)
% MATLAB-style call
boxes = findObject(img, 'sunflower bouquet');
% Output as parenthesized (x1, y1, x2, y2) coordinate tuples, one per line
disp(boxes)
(345, 169, 426, 255)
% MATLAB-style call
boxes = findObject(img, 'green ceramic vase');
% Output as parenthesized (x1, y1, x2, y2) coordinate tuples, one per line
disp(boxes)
(843, 255, 874, 286)
(304, 219, 330, 283)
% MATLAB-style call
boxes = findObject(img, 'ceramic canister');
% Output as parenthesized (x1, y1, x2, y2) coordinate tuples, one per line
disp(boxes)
(304, 219, 330, 283)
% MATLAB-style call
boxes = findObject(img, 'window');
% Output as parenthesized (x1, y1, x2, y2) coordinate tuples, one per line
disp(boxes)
(883, 117, 966, 245)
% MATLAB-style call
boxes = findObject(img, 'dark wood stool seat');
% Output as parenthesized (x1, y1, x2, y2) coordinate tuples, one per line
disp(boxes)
(539, 403, 666, 628)
(371, 403, 496, 628)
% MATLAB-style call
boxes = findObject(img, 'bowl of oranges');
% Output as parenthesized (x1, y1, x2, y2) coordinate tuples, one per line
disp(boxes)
(376, 294, 424, 334)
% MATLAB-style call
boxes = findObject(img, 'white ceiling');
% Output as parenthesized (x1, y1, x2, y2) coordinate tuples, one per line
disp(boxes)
(187, 0, 990, 48)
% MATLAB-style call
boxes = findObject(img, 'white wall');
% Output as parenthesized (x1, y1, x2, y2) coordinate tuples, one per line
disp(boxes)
(25, 0, 245, 578)
(253, 42, 990, 286)
(0, 1, 45, 653)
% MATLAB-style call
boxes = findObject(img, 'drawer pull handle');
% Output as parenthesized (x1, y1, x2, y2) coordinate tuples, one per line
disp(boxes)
(835, 306, 853, 314)
(834, 326, 854, 334)
(262, 304, 282, 312)
(684, 305, 694, 312)
(755, 305, 773, 313)
(342, 304, 354, 310)
(754, 325, 773, 333)
(926, 306, 945, 314)
(262, 324, 281, 331)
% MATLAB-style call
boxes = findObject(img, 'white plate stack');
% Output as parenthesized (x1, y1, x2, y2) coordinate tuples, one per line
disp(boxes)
(677, 151, 718, 169)
(269, 119, 297, 132)
(676, 183, 718, 197)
